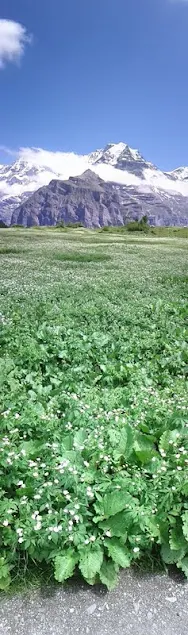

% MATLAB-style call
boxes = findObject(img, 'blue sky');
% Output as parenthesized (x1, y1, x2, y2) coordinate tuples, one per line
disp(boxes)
(0, 0, 188, 169)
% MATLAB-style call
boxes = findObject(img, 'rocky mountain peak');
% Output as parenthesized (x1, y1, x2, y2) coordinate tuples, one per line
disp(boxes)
(1, 141, 188, 226)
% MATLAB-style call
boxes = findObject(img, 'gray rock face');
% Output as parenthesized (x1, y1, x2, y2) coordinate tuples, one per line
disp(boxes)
(12, 169, 188, 228)
(11, 171, 123, 227)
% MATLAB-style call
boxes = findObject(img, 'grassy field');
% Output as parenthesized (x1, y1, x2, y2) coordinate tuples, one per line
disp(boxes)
(0, 228, 188, 590)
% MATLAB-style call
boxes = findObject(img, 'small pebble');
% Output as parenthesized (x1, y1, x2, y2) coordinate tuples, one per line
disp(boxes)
(86, 603, 97, 615)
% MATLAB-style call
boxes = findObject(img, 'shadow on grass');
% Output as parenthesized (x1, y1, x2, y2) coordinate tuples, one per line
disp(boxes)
(53, 252, 111, 263)
(0, 247, 26, 255)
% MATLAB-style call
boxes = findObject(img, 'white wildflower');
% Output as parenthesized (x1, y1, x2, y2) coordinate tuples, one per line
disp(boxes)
(34, 523, 42, 531)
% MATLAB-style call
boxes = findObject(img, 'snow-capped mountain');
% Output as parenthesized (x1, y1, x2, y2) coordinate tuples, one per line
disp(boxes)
(167, 167, 188, 182)
(11, 167, 188, 229)
(1, 142, 188, 226)
(0, 159, 62, 224)
(89, 142, 154, 175)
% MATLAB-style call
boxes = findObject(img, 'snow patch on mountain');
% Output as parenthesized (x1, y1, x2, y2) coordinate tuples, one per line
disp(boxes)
(167, 167, 188, 181)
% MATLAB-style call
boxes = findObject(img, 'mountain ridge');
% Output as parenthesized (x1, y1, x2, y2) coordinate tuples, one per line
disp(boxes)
(1, 142, 188, 226)
(11, 167, 188, 229)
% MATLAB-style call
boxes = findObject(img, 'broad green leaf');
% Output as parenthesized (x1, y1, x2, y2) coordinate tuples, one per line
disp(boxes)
(100, 511, 128, 538)
(99, 560, 119, 590)
(0, 576, 11, 590)
(74, 429, 88, 448)
(59, 450, 79, 463)
(134, 433, 155, 464)
(79, 545, 103, 581)
(0, 558, 10, 579)
(83, 576, 98, 586)
(106, 538, 132, 568)
(143, 516, 161, 538)
(146, 457, 161, 475)
(177, 557, 188, 579)
(170, 526, 187, 551)
(182, 483, 188, 496)
(95, 490, 136, 519)
(108, 428, 120, 447)
(54, 550, 78, 582)
(113, 424, 134, 460)
(161, 543, 186, 565)
(182, 512, 188, 541)
(0, 558, 11, 589)
(61, 436, 73, 451)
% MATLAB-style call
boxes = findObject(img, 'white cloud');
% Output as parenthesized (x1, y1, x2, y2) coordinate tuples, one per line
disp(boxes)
(17, 146, 188, 195)
(18, 146, 89, 177)
(16, 146, 142, 188)
(0, 19, 31, 69)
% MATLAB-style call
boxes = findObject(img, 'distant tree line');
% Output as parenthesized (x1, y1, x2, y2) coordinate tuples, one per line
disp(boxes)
(126, 215, 149, 232)
(101, 215, 150, 233)
(55, 221, 84, 228)
(0, 221, 8, 228)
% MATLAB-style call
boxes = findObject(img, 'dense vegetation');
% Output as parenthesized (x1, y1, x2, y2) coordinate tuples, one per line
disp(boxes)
(0, 228, 187, 590)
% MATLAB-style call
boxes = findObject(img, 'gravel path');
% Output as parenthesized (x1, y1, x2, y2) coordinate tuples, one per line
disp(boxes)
(0, 570, 187, 635)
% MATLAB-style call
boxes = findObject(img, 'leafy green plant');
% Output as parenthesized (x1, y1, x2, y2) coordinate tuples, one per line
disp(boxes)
(0, 228, 187, 590)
